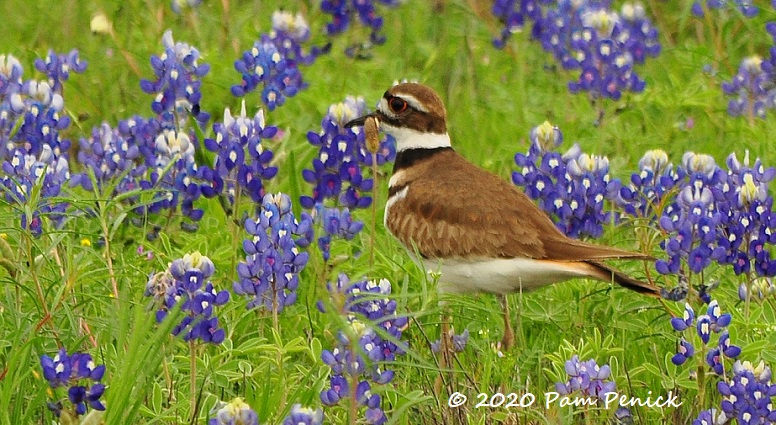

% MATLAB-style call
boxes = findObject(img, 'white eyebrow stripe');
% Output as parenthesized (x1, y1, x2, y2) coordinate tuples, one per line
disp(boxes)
(396, 94, 427, 112)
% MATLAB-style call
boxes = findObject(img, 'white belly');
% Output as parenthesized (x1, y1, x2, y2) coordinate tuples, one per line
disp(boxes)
(417, 256, 593, 295)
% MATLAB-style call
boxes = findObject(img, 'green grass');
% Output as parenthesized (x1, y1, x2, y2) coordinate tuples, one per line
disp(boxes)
(2, 1, 776, 424)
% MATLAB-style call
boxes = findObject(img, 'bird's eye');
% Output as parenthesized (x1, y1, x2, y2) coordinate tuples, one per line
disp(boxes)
(389, 97, 408, 113)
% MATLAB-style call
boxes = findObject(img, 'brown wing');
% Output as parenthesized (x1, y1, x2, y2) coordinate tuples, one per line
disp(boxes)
(388, 150, 650, 261)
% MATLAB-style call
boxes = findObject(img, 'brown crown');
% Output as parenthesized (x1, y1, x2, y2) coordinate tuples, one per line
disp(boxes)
(380, 83, 448, 134)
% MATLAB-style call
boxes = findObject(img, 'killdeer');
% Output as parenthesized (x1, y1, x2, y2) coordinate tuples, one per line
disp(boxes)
(346, 82, 660, 352)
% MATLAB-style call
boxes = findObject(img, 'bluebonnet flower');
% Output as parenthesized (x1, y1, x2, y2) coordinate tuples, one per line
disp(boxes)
(721, 56, 774, 119)
(171, 0, 202, 14)
(618, 3, 661, 64)
(203, 101, 278, 205)
(554, 355, 616, 399)
(0, 53, 84, 235)
(669, 301, 739, 375)
(71, 122, 147, 193)
(626, 150, 776, 295)
(616, 149, 681, 218)
(270, 11, 329, 66)
(713, 151, 776, 277)
(320, 0, 399, 56)
(692, 409, 728, 425)
(231, 11, 325, 110)
(317, 206, 364, 262)
(72, 115, 213, 231)
(97, 31, 221, 229)
(302, 96, 396, 210)
(40, 348, 106, 417)
(0, 54, 24, 98)
(209, 397, 259, 425)
(33, 49, 87, 92)
(612, 407, 634, 425)
(431, 328, 469, 354)
(654, 152, 724, 276)
(231, 40, 303, 110)
(320, 274, 407, 424)
(302, 96, 393, 260)
(146, 127, 220, 223)
(491, 0, 547, 48)
(512, 121, 619, 239)
(529, 1, 660, 104)
(717, 360, 776, 423)
(145, 252, 230, 344)
(281, 404, 324, 425)
(233, 193, 313, 313)
(140, 30, 210, 125)
(691, 0, 758, 18)
(739, 277, 776, 302)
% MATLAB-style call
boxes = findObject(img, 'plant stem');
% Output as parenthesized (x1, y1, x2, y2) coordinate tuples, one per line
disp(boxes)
(369, 152, 378, 267)
(189, 340, 197, 420)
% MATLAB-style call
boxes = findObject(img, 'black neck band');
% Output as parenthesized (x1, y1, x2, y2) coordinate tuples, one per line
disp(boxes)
(393, 147, 453, 172)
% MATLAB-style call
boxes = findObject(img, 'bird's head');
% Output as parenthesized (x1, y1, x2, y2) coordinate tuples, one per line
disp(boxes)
(346, 83, 451, 152)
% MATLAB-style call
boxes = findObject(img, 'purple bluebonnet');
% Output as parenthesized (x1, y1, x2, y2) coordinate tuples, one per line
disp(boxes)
(739, 277, 776, 302)
(512, 121, 619, 239)
(72, 115, 210, 230)
(209, 398, 259, 425)
(716, 360, 776, 424)
(615, 149, 681, 219)
(669, 300, 739, 375)
(612, 407, 633, 425)
(232, 193, 313, 313)
(618, 3, 662, 64)
(491, 0, 546, 49)
(619, 150, 776, 298)
(302, 97, 393, 261)
(203, 101, 279, 205)
(231, 11, 325, 110)
(0, 53, 84, 235)
(691, 0, 758, 18)
(281, 404, 324, 425)
(721, 56, 773, 119)
(33, 49, 87, 92)
(270, 11, 329, 66)
(316, 206, 364, 262)
(145, 252, 230, 344)
(529, 1, 660, 105)
(301, 96, 394, 210)
(554, 355, 616, 399)
(692, 409, 728, 425)
(712, 152, 776, 277)
(140, 30, 210, 125)
(320, 0, 399, 57)
(319, 274, 408, 424)
(653, 152, 724, 277)
(171, 0, 202, 14)
(71, 32, 216, 231)
(71, 120, 149, 193)
(131, 32, 219, 227)
(431, 328, 470, 354)
(40, 348, 106, 417)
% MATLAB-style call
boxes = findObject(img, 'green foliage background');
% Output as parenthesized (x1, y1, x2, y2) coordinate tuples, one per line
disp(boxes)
(1, 1, 776, 424)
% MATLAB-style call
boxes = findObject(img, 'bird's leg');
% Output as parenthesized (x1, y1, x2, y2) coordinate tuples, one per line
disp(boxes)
(438, 305, 453, 369)
(434, 303, 454, 397)
(499, 294, 514, 351)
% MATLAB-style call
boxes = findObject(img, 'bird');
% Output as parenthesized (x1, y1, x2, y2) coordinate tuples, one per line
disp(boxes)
(345, 82, 661, 354)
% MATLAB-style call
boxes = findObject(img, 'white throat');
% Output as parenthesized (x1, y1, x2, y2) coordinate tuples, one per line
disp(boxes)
(383, 123, 451, 152)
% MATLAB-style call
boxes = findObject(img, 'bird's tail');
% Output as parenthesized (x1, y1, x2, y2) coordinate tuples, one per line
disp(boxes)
(584, 261, 661, 298)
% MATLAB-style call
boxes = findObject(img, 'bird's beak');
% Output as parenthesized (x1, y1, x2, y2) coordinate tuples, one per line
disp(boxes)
(344, 113, 375, 128)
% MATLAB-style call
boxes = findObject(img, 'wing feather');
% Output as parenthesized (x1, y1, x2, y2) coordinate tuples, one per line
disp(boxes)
(387, 150, 649, 261)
